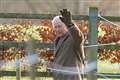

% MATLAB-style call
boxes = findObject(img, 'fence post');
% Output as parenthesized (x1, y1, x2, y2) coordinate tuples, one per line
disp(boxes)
(16, 53, 21, 80)
(26, 39, 36, 80)
(87, 7, 98, 80)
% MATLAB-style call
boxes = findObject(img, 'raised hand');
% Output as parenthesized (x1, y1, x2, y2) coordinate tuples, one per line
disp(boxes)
(59, 9, 73, 28)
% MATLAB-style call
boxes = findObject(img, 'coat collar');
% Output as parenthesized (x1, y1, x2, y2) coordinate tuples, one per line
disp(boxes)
(54, 32, 69, 56)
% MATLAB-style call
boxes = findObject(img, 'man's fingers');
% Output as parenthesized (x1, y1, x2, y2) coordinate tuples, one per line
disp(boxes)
(63, 9, 71, 17)
(60, 9, 69, 17)
(63, 9, 68, 13)
(60, 10, 63, 16)
(68, 11, 71, 16)
(60, 9, 71, 21)
(60, 10, 66, 17)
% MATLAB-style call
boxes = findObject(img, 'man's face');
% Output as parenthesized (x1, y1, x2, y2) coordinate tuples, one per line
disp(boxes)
(53, 24, 67, 37)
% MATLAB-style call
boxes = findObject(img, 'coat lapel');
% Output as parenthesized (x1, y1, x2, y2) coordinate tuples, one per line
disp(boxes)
(55, 33, 69, 56)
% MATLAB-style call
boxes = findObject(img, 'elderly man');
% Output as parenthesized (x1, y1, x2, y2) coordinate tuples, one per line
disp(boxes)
(51, 9, 85, 80)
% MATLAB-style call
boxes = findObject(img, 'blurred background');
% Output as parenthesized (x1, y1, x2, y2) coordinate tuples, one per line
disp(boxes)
(0, 0, 120, 80)
(0, 0, 120, 16)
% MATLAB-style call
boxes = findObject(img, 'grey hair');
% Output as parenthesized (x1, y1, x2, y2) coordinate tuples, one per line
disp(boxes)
(51, 16, 64, 27)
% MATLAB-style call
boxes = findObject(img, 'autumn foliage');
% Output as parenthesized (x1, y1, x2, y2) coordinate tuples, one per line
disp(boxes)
(0, 20, 120, 63)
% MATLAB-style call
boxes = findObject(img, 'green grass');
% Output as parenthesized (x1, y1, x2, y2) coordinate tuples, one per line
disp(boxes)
(98, 78, 120, 80)
(0, 60, 120, 80)
(98, 60, 120, 80)
(1, 77, 120, 80)
(0, 77, 53, 80)
(98, 60, 120, 73)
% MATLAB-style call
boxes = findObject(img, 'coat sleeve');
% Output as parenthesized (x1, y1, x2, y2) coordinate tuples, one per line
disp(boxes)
(68, 24, 84, 46)
(68, 24, 86, 64)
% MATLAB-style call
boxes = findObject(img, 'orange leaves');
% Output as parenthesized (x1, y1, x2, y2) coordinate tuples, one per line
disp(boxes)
(0, 20, 120, 63)
(98, 21, 120, 63)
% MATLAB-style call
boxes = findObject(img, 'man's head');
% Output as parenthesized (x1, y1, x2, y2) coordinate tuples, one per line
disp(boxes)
(52, 16, 68, 38)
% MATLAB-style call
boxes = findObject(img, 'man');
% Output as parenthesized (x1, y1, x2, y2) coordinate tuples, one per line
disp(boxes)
(51, 9, 85, 80)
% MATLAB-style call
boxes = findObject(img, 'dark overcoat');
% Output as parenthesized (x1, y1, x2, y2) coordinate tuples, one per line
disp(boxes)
(52, 25, 85, 80)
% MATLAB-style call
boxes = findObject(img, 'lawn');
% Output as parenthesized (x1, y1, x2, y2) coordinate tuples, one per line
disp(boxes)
(0, 60, 120, 80)
(98, 60, 120, 73)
